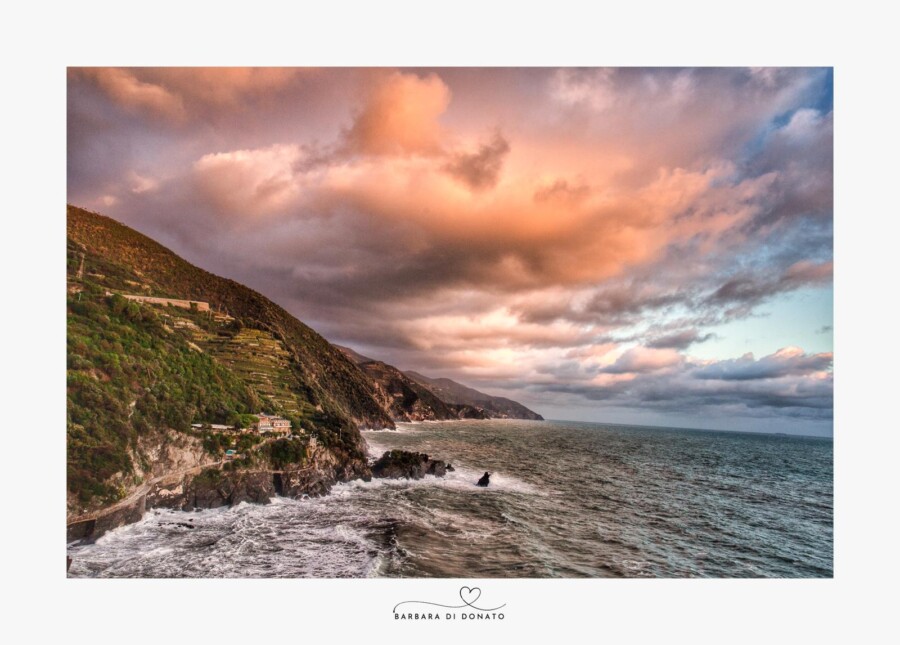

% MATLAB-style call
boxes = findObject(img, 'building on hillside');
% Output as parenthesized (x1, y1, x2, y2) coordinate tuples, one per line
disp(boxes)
(255, 413, 291, 434)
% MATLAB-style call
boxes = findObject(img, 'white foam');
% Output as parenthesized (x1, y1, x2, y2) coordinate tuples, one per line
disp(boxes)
(68, 496, 385, 578)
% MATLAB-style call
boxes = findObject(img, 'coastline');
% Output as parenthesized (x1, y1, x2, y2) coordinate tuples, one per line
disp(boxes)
(68, 419, 831, 578)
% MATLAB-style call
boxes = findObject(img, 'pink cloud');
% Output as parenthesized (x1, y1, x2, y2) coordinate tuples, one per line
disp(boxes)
(74, 67, 306, 123)
(344, 71, 451, 155)
(76, 68, 186, 122)
(602, 346, 684, 374)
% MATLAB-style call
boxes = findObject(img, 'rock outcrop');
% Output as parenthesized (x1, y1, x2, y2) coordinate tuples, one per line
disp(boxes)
(371, 450, 449, 480)
(68, 441, 374, 543)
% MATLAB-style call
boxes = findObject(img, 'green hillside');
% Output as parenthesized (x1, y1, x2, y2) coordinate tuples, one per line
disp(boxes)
(67, 205, 393, 508)
(200, 328, 312, 419)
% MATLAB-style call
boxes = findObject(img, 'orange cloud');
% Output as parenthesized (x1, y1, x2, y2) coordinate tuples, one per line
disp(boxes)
(186, 135, 771, 292)
(444, 131, 510, 190)
(344, 71, 450, 155)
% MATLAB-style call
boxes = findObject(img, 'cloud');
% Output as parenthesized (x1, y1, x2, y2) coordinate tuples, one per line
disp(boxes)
(780, 108, 826, 141)
(76, 68, 186, 122)
(344, 71, 450, 155)
(535, 346, 833, 421)
(68, 68, 833, 431)
(444, 131, 510, 190)
(192, 144, 303, 216)
(692, 346, 833, 381)
(600, 346, 683, 374)
(128, 171, 159, 194)
(533, 179, 591, 203)
(709, 260, 833, 307)
(138, 67, 302, 109)
(646, 329, 715, 350)
(73, 67, 305, 124)
(550, 68, 617, 111)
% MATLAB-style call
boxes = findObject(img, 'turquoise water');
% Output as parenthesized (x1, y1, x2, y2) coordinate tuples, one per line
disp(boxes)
(67, 420, 833, 578)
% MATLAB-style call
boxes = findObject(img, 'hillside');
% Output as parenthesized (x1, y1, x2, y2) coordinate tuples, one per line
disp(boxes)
(405, 371, 544, 420)
(355, 359, 460, 421)
(337, 346, 543, 421)
(67, 205, 392, 514)
(67, 206, 392, 429)
(66, 204, 542, 524)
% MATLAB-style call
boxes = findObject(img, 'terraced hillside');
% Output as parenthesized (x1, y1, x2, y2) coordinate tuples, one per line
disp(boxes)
(199, 328, 315, 420)
(67, 205, 392, 512)
(67, 205, 392, 434)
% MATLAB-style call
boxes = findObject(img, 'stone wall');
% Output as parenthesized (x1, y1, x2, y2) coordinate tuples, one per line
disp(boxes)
(120, 293, 210, 311)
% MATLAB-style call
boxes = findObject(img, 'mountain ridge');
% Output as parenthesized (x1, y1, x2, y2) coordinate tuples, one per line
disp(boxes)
(405, 371, 544, 421)
(336, 345, 543, 421)
(67, 204, 389, 520)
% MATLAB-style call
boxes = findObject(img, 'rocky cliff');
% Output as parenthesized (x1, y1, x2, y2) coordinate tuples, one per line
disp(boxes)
(336, 346, 544, 422)
(405, 371, 544, 420)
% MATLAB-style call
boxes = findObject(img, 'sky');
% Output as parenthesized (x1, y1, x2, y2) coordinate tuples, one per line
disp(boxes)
(67, 67, 833, 435)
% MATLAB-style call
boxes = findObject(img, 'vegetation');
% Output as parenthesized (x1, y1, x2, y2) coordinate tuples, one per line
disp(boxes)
(67, 205, 388, 508)
(199, 430, 265, 457)
(67, 205, 392, 437)
(200, 328, 311, 419)
(264, 438, 309, 470)
(67, 290, 261, 503)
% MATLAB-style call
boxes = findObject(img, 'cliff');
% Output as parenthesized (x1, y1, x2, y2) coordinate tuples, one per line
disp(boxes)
(67, 436, 370, 542)
(336, 346, 544, 422)
(67, 205, 388, 520)
(405, 371, 544, 420)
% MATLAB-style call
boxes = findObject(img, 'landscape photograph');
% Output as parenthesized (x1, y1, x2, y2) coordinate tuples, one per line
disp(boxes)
(66, 67, 833, 578)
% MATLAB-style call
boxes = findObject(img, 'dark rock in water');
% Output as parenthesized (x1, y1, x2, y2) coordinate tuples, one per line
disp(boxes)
(427, 460, 447, 477)
(476, 472, 491, 487)
(371, 450, 449, 480)
(446, 463, 455, 472)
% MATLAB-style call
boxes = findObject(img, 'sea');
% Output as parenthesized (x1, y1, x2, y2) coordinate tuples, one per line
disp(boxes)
(67, 419, 833, 578)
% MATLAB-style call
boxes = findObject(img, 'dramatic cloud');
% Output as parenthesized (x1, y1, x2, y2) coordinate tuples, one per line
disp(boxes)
(444, 131, 511, 190)
(692, 347, 833, 381)
(535, 347, 833, 422)
(709, 261, 833, 309)
(67, 67, 834, 433)
(344, 71, 450, 155)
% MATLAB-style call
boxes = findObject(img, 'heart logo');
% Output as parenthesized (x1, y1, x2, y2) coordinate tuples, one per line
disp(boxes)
(459, 586, 482, 607)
